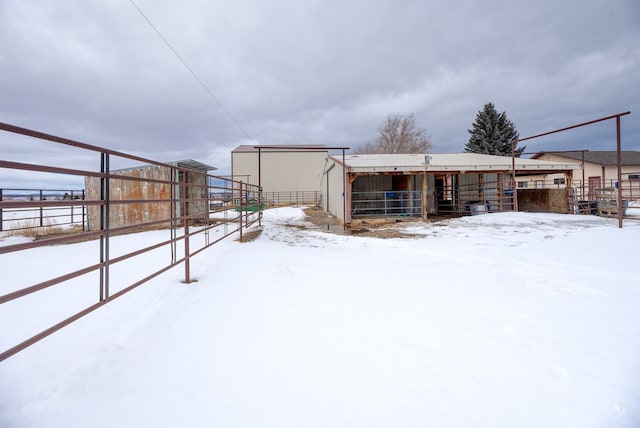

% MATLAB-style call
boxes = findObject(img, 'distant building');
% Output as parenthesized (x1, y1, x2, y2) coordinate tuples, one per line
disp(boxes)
(531, 151, 640, 200)
(231, 145, 329, 206)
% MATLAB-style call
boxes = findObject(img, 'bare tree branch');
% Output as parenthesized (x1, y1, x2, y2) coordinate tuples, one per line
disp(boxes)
(354, 113, 432, 154)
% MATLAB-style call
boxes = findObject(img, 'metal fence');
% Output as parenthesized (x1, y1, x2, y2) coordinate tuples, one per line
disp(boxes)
(0, 188, 87, 232)
(517, 177, 640, 200)
(261, 190, 321, 208)
(350, 178, 637, 218)
(0, 122, 262, 361)
(352, 190, 423, 219)
(210, 190, 320, 209)
(435, 179, 516, 216)
(515, 177, 640, 216)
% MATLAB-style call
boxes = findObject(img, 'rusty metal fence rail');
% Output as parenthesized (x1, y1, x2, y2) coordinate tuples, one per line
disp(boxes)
(0, 122, 262, 362)
(261, 190, 321, 207)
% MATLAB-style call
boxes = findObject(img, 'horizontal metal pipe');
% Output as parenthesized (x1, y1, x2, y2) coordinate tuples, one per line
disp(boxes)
(0, 230, 105, 255)
(0, 200, 97, 209)
(0, 160, 103, 178)
(0, 262, 105, 304)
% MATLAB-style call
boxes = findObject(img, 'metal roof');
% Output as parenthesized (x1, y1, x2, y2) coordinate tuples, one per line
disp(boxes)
(336, 153, 580, 173)
(232, 144, 328, 153)
(174, 159, 217, 171)
(111, 159, 216, 174)
(531, 151, 640, 166)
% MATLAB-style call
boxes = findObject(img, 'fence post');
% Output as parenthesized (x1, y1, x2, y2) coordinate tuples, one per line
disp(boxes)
(82, 189, 86, 231)
(183, 170, 191, 283)
(39, 190, 44, 227)
(0, 188, 3, 232)
(99, 153, 111, 301)
(244, 183, 249, 229)
(616, 115, 623, 229)
(69, 190, 74, 225)
(239, 181, 243, 242)
(259, 186, 263, 227)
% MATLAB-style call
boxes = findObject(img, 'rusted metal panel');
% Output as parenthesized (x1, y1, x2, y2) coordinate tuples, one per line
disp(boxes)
(518, 189, 570, 213)
(86, 165, 211, 230)
(86, 166, 175, 230)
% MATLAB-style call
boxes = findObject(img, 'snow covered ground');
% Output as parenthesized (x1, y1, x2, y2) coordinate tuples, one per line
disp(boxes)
(1, 207, 639, 428)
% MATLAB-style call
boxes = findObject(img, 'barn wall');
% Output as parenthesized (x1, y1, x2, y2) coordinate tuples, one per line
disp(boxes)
(352, 175, 392, 193)
(232, 151, 328, 193)
(324, 161, 346, 222)
(231, 152, 258, 186)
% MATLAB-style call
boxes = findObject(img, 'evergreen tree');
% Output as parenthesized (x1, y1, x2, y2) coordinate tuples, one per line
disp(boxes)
(465, 103, 524, 156)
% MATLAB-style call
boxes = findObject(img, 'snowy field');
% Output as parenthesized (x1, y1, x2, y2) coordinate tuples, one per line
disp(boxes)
(0, 204, 86, 233)
(1, 207, 639, 428)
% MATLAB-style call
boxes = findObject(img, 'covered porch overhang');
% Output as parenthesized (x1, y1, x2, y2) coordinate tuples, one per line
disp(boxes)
(345, 167, 576, 224)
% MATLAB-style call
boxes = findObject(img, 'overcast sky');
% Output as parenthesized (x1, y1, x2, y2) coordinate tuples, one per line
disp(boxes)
(1, 0, 639, 186)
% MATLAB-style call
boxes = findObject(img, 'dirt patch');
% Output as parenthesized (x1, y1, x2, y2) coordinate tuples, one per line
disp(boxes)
(238, 227, 263, 242)
(301, 207, 424, 239)
(302, 207, 341, 227)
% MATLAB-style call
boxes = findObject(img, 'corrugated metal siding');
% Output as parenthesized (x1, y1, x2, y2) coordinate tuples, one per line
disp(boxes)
(232, 152, 258, 186)
(85, 166, 208, 231)
(86, 166, 172, 231)
(232, 151, 328, 193)
(262, 152, 327, 192)
(325, 161, 345, 221)
(352, 175, 392, 193)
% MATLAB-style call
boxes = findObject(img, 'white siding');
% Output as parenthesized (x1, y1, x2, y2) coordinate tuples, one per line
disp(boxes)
(231, 150, 328, 193)
(324, 161, 346, 222)
(231, 152, 258, 186)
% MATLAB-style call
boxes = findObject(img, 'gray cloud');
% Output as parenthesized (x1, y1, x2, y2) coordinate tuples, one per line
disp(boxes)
(1, 0, 639, 188)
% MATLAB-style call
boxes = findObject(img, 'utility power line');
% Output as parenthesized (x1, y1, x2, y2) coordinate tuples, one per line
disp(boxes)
(128, 0, 252, 140)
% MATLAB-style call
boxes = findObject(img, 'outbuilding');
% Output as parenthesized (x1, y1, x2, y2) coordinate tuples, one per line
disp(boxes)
(231, 145, 329, 206)
(323, 153, 580, 225)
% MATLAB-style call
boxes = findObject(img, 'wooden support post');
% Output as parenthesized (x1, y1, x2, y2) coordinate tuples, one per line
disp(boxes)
(422, 173, 428, 220)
